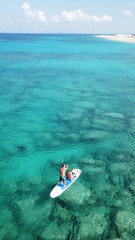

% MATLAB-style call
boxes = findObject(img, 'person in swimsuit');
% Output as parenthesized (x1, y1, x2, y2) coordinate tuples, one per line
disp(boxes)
(59, 164, 68, 187)
(66, 168, 76, 181)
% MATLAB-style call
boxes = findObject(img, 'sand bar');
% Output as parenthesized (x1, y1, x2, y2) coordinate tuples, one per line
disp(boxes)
(96, 34, 135, 43)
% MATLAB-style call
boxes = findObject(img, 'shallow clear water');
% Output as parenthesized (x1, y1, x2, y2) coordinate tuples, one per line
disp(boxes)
(0, 34, 135, 240)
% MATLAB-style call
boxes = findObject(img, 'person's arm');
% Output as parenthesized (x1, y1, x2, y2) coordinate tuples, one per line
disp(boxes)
(71, 168, 75, 174)
(65, 165, 68, 170)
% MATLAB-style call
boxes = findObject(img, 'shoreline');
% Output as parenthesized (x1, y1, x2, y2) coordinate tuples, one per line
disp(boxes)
(95, 34, 135, 43)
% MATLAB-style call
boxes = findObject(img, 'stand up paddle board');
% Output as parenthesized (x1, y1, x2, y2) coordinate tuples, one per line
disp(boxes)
(50, 169, 81, 198)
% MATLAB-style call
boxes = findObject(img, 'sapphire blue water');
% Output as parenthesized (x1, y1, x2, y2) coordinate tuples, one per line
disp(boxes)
(0, 33, 135, 239)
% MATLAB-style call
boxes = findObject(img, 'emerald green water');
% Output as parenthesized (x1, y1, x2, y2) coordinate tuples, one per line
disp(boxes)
(0, 34, 135, 239)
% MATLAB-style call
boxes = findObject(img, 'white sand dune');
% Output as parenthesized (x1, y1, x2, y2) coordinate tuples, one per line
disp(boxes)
(96, 34, 135, 43)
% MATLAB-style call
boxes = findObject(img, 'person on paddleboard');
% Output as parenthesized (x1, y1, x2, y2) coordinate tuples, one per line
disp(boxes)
(59, 164, 68, 187)
(66, 168, 76, 181)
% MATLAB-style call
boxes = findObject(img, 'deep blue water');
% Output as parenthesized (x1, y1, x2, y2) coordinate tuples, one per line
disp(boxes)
(0, 33, 135, 240)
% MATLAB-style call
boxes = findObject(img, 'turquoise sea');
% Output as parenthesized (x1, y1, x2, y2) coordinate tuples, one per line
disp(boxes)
(0, 34, 135, 240)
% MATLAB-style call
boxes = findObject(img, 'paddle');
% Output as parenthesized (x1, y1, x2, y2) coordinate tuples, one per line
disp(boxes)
(53, 178, 60, 187)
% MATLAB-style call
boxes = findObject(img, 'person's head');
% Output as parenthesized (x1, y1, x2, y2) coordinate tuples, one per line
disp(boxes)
(68, 169, 71, 172)
(62, 164, 65, 168)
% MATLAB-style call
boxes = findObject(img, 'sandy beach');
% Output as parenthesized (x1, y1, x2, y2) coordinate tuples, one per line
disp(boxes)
(96, 34, 135, 43)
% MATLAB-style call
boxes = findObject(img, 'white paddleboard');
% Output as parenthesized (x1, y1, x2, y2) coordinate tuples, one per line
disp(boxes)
(50, 169, 81, 198)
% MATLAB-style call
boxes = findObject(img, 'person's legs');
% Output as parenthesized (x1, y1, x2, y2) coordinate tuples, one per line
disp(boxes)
(71, 174, 76, 180)
(63, 178, 66, 187)
(59, 176, 62, 185)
